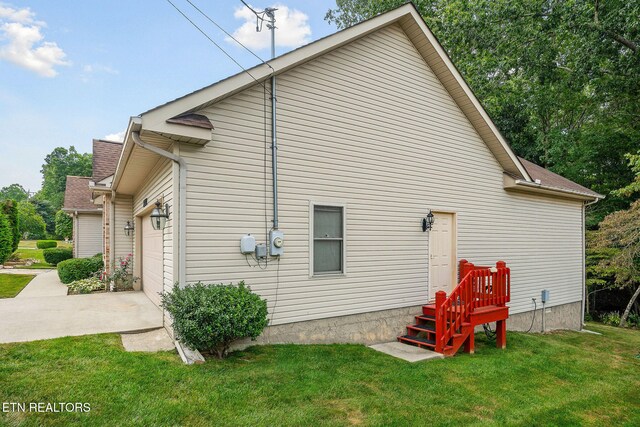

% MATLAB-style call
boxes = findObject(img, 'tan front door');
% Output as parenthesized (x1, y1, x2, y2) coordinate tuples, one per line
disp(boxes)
(429, 212, 456, 298)
(141, 214, 164, 308)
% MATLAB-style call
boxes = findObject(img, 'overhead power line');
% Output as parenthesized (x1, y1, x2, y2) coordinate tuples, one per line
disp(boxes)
(184, 0, 273, 71)
(164, 0, 271, 94)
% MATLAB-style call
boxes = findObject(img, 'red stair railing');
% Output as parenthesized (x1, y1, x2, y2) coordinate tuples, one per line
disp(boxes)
(435, 261, 510, 353)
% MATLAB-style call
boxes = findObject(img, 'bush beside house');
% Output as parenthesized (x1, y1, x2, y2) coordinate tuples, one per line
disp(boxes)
(57, 255, 103, 284)
(43, 248, 73, 265)
(67, 277, 104, 294)
(161, 281, 268, 359)
(36, 240, 57, 249)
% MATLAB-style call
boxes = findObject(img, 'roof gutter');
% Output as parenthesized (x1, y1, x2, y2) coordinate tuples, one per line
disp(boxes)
(111, 118, 138, 192)
(504, 175, 604, 201)
(61, 208, 102, 214)
(131, 128, 187, 286)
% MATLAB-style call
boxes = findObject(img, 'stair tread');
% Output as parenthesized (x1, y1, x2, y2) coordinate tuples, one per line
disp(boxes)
(398, 335, 453, 352)
(408, 323, 435, 332)
(399, 335, 436, 346)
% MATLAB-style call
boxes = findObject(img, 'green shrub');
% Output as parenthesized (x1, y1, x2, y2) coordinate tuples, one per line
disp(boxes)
(161, 281, 268, 359)
(57, 256, 104, 284)
(43, 248, 73, 265)
(628, 313, 640, 328)
(601, 312, 621, 327)
(67, 277, 104, 294)
(1, 200, 19, 252)
(0, 212, 12, 265)
(36, 240, 57, 249)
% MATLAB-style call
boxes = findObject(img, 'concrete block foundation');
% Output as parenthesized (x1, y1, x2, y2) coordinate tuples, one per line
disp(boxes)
(233, 305, 422, 348)
(506, 300, 582, 332)
(230, 300, 583, 349)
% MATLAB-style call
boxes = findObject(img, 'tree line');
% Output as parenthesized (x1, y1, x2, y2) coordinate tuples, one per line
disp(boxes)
(0, 147, 91, 263)
(326, 0, 639, 326)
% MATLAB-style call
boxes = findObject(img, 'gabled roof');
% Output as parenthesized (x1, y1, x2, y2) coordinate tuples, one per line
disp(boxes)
(92, 139, 123, 181)
(518, 157, 603, 199)
(62, 176, 101, 212)
(132, 2, 531, 180)
(121, 2, 600, 202)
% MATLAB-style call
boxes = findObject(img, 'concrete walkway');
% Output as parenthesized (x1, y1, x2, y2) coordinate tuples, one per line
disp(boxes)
(121, 328, 175, 352)
(369, 342, 444, 362)
(0, 268, 53, 275)
(0, 271, 162, 344)
(15, 270, 68, 298)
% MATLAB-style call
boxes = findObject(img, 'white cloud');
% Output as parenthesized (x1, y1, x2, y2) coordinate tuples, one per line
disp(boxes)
(103, 131, 125, 142)
(80, 63, 119, 82)
(227, 4, 311, 51)
(0, 4, 38, 24)
(83, 64, 118, 75)
(0, 4, 69, 77)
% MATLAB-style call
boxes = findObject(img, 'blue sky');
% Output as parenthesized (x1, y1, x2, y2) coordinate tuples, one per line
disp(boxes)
(0, 0, 336, 191)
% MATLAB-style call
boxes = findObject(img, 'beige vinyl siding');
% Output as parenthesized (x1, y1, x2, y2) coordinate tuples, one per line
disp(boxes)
(76, 214, 103, 258)
(178, 23, 583, 325)
(113, 194, 134, 261)
(132, 157, 174, 302)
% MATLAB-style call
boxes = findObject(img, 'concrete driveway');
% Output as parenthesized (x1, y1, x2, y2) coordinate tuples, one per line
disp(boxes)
(0, 270, 163, 343)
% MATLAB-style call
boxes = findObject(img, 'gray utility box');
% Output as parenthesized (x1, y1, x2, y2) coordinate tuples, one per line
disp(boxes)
(541, 290, 550, 304)
(255, 244, 267, 259)
(270, 230, 284, 256)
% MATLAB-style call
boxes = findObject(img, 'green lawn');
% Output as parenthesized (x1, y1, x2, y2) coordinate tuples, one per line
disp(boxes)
(0, 323, 638, 426)
(10, 240, 71, 269)
(0, 274, 34, 298)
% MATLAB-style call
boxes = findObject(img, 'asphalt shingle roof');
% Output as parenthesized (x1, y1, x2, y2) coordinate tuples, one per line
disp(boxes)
(92, 139, 123, 182)
(63, 176, 100, 211)
(518, 157, 602, 198)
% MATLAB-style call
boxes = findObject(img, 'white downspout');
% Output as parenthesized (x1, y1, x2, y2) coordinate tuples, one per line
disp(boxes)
(110, 191, 116, 274)
(131, 131, 187, 286)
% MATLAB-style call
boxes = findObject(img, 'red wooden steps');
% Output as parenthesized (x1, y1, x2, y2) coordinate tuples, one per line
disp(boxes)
(398, 335, 453, 353)
(399, 260, 511, 356)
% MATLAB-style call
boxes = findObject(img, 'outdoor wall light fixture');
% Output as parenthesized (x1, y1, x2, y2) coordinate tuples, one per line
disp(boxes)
(150, 200, 170, 231)
(422, 210, 435, 232)
(124, 221, 135, 236)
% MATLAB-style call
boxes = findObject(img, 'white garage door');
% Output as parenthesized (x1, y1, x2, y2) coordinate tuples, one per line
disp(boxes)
(76, 214, 103, 258)
(141, 214, 164, 308)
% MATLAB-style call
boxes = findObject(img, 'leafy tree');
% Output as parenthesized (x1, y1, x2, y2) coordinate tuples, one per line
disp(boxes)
(17, 201, 46, 240)
(55, 210, 73, 240)
(585, 230, 617, 315)
(1, 200, 20, 252)
(39, 146, 92, 211)
(326, 0, 640, 225)
(0, 212, 12, 265)
(591, 200, 640, 327)
(614, 152, 640, 198)
(0, 184, 28, 202)
(29, 197, 56, 236)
